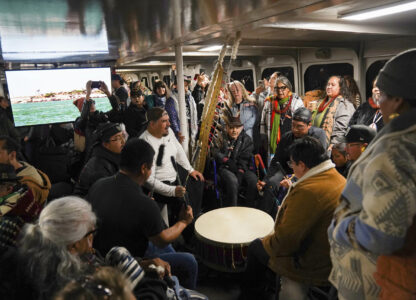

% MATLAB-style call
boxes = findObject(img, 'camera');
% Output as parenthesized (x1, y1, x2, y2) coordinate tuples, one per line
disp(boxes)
(91, 81, 101, 89)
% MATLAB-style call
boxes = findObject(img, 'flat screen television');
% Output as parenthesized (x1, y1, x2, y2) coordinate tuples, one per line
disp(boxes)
(5, 67, 112, 127)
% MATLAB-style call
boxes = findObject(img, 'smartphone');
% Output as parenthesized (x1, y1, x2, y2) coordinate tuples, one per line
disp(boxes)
(91, 81, 101, 89)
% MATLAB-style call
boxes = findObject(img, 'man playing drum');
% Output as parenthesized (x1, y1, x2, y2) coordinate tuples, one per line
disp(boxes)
(240, 136, 345, 300)
(140, 107, 204, 226)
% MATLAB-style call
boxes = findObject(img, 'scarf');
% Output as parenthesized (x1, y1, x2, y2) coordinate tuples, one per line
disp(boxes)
(368, 97, 380, 109)
(312, 96, 341, 145)
(269, 94, 293, 154)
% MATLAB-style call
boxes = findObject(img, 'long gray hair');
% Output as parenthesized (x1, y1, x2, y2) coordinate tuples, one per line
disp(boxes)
(275, 76, 293, 92)
(18, 196, 97, 299)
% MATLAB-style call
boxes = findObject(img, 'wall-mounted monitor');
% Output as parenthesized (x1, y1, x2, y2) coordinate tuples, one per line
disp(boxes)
(5, 67, 112, 127)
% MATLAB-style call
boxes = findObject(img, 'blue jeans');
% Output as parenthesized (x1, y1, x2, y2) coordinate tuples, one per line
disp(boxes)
(145, 242, 198, 289)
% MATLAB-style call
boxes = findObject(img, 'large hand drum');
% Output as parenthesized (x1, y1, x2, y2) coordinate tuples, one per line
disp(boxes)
(195, 207, 274, 272)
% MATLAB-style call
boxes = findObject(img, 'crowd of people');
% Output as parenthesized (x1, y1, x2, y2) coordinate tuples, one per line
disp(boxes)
(0, 49, 415, 300)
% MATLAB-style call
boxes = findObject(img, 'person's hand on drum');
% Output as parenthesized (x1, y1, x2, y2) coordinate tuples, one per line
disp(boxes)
(257, 180, 266, 191)
(141, 257, 171, 278)
(189, 170, 204, 181)
(179, 205, 193, 225)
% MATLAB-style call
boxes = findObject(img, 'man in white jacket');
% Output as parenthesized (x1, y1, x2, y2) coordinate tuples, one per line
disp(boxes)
(140, 107, 204, 225)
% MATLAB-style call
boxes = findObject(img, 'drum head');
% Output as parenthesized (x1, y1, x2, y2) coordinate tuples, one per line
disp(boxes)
(195, 207, 274, 246)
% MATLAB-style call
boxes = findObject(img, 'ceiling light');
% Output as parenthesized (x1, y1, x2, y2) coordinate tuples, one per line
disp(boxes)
(340, 1, 416, 21)
(199, 45, 223, 52)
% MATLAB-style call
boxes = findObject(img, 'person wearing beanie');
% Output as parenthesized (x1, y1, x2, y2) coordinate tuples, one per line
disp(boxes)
(257, 107, 327, 217)
(344, 124, 376, 163)
(74, 122, 125, 196)
(329, 49, 416, 300)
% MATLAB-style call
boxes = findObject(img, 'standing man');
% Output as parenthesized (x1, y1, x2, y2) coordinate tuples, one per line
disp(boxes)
(140, 107, 204, 225)
(241, 137, 345, 299)
(88, 138, 198, 289)
(257, 107, 327, 217)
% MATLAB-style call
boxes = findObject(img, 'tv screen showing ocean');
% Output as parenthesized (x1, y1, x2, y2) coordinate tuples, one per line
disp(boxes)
(11, 97, 113, 127)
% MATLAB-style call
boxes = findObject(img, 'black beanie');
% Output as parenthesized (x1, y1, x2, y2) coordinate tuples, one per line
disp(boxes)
(377, 49, 416, 99)
(96, 122, 122, 142)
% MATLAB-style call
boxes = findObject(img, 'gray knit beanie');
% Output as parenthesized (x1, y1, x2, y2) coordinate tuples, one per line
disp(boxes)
(377, 48, 416, 99)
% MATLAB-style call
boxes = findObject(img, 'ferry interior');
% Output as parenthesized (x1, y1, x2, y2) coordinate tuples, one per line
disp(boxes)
(1, 0, 416, 299)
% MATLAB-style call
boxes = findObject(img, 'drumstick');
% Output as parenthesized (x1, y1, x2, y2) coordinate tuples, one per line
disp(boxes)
(275, 161, 290, 180)
(170, 156, 189, 207)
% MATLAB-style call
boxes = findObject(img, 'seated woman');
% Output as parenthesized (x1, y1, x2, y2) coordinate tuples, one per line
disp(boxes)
(0, 196, 171, 300)
(312, 76, 355, 149)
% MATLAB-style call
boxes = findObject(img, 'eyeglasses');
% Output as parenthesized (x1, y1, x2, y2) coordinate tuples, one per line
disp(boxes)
(84, 228, 98, 239)
(89, 100, 96, 105)
(78, 276, 112, 297)
(110, 135, 125, 142)
(292, 123, 307, 130)
(274, 86, 287, 91)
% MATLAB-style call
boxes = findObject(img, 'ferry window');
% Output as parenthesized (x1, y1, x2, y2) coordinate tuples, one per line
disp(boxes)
(261, 67, 295, 90)
(304, 63, 353, 92)
(366, 60, 387, 98)
(163, 75, 171, 87)
(151, 76, 159, 87)
(230, 69, 254, 92)
(141, 77, 149, 88)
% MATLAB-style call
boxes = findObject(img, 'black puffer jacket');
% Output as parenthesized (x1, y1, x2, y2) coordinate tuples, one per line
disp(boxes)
(213, 130, 254, 174)
(123, 105, 147, 138)
(349, 100, 384, 131)
(74, 145, 120, 197)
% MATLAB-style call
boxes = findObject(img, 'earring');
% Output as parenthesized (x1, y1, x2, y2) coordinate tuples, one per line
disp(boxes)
(389, 113, 400, 121)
